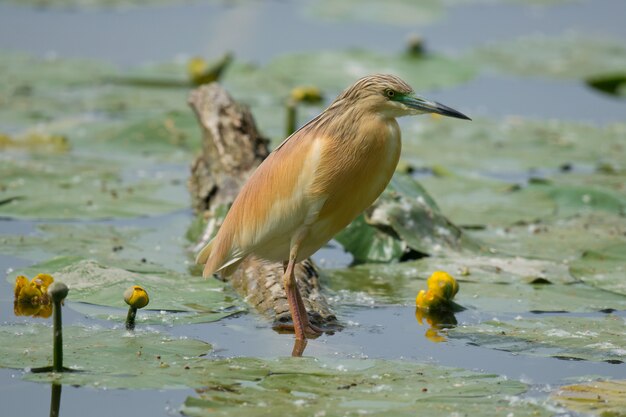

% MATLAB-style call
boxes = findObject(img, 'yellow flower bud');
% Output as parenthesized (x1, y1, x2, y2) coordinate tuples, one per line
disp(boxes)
(47, 281, 69, 303)
(290, 86, 323, 104)
(187, 57, 208, 82)
(124, 286, 149, 309)
(427, 271, 459, 300)
(415, 271, 459, 311)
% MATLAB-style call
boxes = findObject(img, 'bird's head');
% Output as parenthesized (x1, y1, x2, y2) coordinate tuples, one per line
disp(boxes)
(338, 74, 471, 121)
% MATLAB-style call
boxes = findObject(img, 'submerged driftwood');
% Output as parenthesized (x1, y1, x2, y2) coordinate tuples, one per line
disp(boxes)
(188, 83, 337, 327)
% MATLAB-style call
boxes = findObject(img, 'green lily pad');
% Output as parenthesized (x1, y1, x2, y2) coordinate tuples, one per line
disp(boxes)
(474, 213, 626, 265)
(262, 49, 476, 94)
(570, 244, 626, 296)
(0, 223, 143, 262)
(85, 110, 202, 162)
(181, 357, 549, 417)
(467, 33, 626, 79)
(335, 214, 407, 264)
(551, 379, 626, 416)
(0, 331, 549, 415)
(0, 51, 190, 130)
(375, 175, 483, 252)
(402, 118, 626, 227)
(9, 256, 245, 324)
(324, 254, 626, 313)
(0, 151, 188, 219)
(0, 323, 212, 389)
(403, 118, 626, 175)
(419, 175, 557, 226)
(450, 314, 626, 363)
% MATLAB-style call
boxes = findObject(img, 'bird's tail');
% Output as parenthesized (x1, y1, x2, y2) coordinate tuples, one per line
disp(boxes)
(195, 234, 242, 278)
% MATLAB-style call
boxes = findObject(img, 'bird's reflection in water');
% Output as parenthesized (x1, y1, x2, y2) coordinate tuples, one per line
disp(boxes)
(415, 308, 458, 343)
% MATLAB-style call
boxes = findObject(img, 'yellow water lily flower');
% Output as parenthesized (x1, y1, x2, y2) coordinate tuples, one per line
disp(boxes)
(14, 273, 54, 303)
(290, 86, 323, 104)
(415, 270, 459, 311)
(124, 285, 150, 309)
(14, 273, 54, 318)
(187, 53, 233, 86)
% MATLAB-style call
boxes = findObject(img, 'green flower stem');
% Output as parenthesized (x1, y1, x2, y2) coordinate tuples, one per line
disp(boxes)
(47, 282, 69, 373)
(285, 99, 297, 137)
(126, 306, 137, 331)
(52, 299, 63, 372)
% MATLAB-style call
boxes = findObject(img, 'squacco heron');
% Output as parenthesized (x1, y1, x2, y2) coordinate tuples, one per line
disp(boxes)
(197, 74, 470, 340)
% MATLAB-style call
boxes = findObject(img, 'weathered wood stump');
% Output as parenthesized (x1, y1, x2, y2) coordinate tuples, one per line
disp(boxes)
(188, 83, 337, 328)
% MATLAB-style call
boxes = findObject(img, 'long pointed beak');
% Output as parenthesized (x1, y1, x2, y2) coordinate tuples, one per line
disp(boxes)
(400, 95, 471, 120)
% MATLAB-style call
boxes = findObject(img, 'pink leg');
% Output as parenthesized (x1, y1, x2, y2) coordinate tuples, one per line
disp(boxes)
(282, 248, 324, 340)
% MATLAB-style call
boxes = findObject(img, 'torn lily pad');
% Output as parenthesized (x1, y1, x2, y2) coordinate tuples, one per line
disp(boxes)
(0, 323, 212, 389)
(335, 174, 481, 263)
(182, 357, 549, 417)
(450, 314, 626, 363)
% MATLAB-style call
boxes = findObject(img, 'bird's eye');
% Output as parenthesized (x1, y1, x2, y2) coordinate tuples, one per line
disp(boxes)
(386, 90, 395, 98)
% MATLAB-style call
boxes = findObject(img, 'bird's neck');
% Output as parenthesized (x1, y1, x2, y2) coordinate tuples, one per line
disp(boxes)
(322, 106, 399, 143)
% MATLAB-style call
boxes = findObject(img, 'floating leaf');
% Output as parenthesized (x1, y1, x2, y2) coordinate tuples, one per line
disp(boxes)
(450, 315, 626, 363)
(0, 51, 189, 130)
(474, 213, 626, 265)
(376, 175, 483, 252)
(262, 49, 476, 94)
(570, 244, 626, 296)
(0, 152, 188, 219)
(419, 175, 556, 226)
(181, 357, 549, 417)
(324, 255, 626, 313)
(0, 324, 212, 389)
(551, 379, 626, 416)
(403, 118, 626, 176)
(336, 175, 481, 263)
(335, 214, 407, 264)
(85, 110, 202, 162)
(9, 256, 246, 325)
(467, 33, 626, 79)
